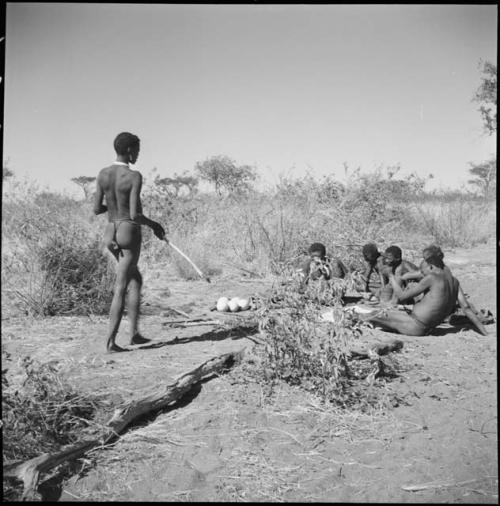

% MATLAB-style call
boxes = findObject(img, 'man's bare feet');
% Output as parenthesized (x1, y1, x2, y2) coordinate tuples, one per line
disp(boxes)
(107, 343, 129, 353)
(130, 333, 151, 345)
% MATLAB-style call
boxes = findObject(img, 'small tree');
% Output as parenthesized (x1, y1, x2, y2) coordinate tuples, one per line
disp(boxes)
(468, 158, 496, 199)
(195, 155, 257, 196)
(3, 166, 14, 180)
(473, 60, 497, 136)
(155, 173, 198, 197)
(468, 61, 497, 198)
(71, 176, 96, 200)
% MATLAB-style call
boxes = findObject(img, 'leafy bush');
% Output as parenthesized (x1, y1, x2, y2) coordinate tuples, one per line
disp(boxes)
(254, 270, 393, 407)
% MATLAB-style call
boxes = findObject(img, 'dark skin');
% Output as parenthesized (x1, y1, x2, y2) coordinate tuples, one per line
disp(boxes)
(357, 250, 384, 297)
(380, 253, 419, 304)
(299, 250, 349, 287)
(361, 259, 488, 336)
(400, 264, 482, 319)
(94, 142, 166, 352)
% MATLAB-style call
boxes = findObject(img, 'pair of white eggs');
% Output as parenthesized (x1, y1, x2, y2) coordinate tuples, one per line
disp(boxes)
(216, 296, 250, 312)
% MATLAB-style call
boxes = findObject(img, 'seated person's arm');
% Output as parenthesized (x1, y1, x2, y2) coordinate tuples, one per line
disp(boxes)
(388, 273, 432, 303)
(457, 285, 488, 335)
(130, 172, 165, 240)
(93, 177, 107, 215)
(400, 270, 424, 282)
(297, 259, 311, 283)
(338, 259, 349, 277)
(315, 259, 331, 280)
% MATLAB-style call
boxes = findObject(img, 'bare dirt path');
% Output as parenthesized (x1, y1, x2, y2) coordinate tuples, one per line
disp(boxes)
(2, 245, 497, 502)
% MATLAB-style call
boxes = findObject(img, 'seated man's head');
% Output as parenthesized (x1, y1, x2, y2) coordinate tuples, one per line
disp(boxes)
(309, 242, 326, 260)
(421, 246, 445, 273)
(422, 244, 444, 262)
(114, 132, 140, 164)
(362, 243, 379, 264)
(383, 245, 402, 267)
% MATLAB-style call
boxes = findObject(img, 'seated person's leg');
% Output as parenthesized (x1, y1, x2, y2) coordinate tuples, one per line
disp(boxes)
(365, 309, 428, 336)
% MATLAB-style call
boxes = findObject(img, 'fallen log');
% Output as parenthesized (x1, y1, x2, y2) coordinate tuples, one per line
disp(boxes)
(4, 348, 246, 501)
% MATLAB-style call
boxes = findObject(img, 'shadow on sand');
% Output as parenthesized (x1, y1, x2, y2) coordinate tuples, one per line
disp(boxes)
(38, 374, 218, 501)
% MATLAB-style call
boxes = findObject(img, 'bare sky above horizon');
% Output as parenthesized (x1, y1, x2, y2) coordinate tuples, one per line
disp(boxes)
(3, 3, 497, 195)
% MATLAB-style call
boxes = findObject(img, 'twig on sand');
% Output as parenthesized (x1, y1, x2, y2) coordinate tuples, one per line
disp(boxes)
(4, 348, 246, 501)
(165, 307, 191, 318)
(402, 476, 497, 492)
(163, 319, 222, 328)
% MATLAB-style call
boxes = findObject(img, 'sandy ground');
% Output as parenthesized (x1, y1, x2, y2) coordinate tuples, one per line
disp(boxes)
(2, 243, 497, 502)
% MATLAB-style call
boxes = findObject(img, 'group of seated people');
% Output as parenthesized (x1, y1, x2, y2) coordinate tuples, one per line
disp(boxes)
(298, 241, 491, 337)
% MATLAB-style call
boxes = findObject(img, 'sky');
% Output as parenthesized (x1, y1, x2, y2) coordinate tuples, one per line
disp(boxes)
(3, 3, 497, 196)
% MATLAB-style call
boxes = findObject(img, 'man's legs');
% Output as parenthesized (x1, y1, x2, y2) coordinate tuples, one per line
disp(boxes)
(127, 266, 150, 344)
(106, 250, 137, 352)
(362, 309, 428, 336)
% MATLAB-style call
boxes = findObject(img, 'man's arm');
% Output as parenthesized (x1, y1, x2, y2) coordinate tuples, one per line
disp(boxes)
(376, 257, 388, 286)
(388, 273, 432, 303)
(93, 175, 107, 215)
(297, 258, 311, 286)
(457, 285, 488, 336)
(337, 258, 349, 278)
(129, 172, 166, 240)
(400, 270, 424, 282)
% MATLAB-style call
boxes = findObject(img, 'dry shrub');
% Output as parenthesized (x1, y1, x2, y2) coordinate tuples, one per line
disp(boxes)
(2, 353, 108, 500)
(253, 269, 397, 408)
(412, 199, 495, 247)
(2, 187, 114, 316)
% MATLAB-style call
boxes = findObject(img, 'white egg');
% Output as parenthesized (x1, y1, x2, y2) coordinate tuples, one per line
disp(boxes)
(238, 298, 250, 311)
(216, 297, 229, 312)
(228, 298, 240, 312)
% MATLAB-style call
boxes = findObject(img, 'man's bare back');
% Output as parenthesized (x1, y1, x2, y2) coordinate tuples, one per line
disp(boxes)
(96, 164, 143, 255)
(411, 267, 459, 329)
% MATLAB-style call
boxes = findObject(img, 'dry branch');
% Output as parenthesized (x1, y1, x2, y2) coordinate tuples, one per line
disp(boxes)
(402, 476, 497, 492)
(4, 348, 246, 501)
(348, 338, 403, 359)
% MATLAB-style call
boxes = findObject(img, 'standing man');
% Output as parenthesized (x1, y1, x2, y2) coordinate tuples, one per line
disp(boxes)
(94, 132, 166, 352)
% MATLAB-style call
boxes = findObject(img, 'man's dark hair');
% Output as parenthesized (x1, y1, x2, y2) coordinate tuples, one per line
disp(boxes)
(384, 245, 402, 259)
(309, 242, 326, 257)
(114, 132, 140, 155)
(423, 244, 445, 269)
(423, 244, 444, 260)
(362, 243, 379, 258)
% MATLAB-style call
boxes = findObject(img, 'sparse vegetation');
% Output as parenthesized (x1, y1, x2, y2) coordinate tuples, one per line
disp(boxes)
(2, 353, 108, 500)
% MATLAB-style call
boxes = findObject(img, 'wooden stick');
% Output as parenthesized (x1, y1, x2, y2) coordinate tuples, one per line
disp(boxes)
(4, 349, 246, 500)
(402, 476, 497, 492)
(164, 307, 191, 318)
(166, 320, 222, 328)
(166, 240, 211, 283)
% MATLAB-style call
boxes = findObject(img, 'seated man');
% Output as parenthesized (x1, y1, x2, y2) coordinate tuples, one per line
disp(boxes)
(399, 244, 493, 325)
(298, 242, 348, 286)
(359, 246, 488, 336)
(380, 245, 420, 304)
(355, 243, 384, 300)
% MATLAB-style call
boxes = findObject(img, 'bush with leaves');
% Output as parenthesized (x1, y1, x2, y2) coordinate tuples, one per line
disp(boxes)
(254, 269, 395, 407)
